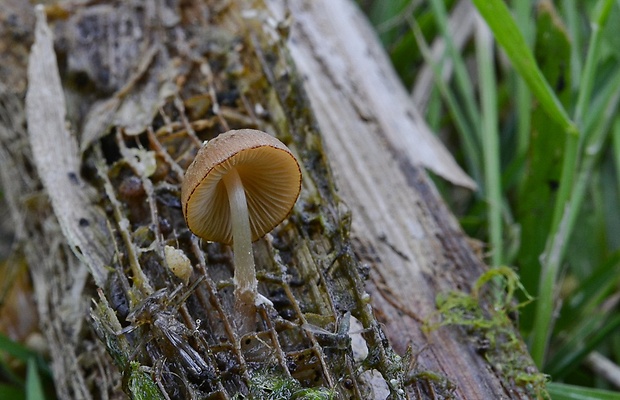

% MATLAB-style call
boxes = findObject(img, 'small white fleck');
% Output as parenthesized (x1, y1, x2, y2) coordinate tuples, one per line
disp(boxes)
(255, 293, 274, 307)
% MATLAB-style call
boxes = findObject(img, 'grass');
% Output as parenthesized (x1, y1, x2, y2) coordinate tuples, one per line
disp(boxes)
(0, 333, 55, 400)
(359, 0, 620, 397)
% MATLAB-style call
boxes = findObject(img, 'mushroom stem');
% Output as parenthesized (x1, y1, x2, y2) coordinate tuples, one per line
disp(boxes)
(222, 168, 257, 327)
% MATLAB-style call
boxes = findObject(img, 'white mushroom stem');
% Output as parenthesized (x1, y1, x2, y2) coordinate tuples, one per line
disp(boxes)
(222, 169, 257, 311)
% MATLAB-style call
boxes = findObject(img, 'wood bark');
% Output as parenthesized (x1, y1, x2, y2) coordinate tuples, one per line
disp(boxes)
(0, 0, 543, 399)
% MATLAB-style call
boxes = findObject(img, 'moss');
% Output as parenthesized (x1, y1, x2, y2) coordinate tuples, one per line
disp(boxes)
(405, 370, 456, 398)
(90, 292, 130, 369)
(424, 266, 549, 398)
(126, 362, 165, 400)
(240, 369, 337, 400)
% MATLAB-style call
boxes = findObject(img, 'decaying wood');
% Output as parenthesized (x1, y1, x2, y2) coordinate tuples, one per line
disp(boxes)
(0, 0, 543, 399)
(271, 1, 544, 398)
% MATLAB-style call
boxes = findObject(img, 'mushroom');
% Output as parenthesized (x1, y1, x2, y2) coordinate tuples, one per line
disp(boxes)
(181, 129, 301, 329)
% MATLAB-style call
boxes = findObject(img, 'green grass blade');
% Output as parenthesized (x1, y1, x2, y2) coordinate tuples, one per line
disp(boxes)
(547, 382, 620, 400)
(472, 0, 577, 137)
(562, 0, 582, 89)
(614, 119, 620, 194)
(573, 0, 614, 128)
(366, 0, 411, 46)
(513, 0, 534, 180)
(409, 18, 484, 185)
(26, 359, 45, 400)
(476, 23, 502, 266)
(546, 313, 620, 378)
(531, 187, 574, 367)
(428, 0, 481, 139)
(560, 254, 620, 326)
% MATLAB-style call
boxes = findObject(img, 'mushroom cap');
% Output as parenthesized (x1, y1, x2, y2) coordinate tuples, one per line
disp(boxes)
(181, 129, 302, 244)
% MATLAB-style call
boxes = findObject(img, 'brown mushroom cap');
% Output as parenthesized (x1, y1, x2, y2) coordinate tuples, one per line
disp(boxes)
(181, 129, 302, 244)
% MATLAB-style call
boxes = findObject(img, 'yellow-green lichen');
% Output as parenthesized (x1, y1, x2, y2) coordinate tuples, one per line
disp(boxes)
(424, 266, 549, 398)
